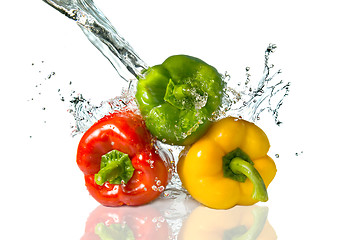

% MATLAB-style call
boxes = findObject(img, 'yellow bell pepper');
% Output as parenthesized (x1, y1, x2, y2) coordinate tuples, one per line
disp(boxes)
(177, 117, 277, 209)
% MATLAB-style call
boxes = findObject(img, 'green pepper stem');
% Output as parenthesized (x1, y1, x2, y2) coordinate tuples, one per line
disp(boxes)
(95, 161, 124, 185)
(94, 150, 134, 186)
(164, 79, 199, 110)
(229, 158, 268, 202)
(173, 84, 191, 99)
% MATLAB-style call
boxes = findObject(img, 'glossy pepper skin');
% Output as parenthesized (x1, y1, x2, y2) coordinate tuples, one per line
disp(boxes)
(77, 110, 171, 207)
(177, 117, 277, 209)
(136, 55, 225, 145)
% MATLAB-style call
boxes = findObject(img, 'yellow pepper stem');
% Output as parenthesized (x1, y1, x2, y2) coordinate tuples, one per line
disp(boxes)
(229, 158, 268, 202)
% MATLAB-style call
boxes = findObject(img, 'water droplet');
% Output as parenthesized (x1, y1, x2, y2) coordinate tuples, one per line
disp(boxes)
(275, 154, 279, 158)
(295, 151, 303, 156)
(146, 159, 155, 168)
(158, 186, 165, 192)
(266, 43, 277, 53)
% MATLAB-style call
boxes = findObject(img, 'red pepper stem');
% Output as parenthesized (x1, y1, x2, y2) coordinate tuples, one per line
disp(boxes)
(94, 150, 134, 186)
(95, 161, 126, 186)
(229, 157, 268, 202)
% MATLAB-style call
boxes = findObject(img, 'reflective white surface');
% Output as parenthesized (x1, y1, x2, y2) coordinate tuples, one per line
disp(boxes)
(80, 197, 276, 239)
(2, 0, 359, 239)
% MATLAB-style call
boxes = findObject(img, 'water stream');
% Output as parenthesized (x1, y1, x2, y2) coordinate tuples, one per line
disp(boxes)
(43, 0, 147, 81)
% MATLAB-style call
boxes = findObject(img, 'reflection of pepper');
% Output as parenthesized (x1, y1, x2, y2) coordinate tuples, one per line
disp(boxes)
(178, 205, 277, 240)
(177, 117, 277, 209)
(77, 110, 171, 206)
(136, 55, 225, 145)
(81, 204, 170, 240)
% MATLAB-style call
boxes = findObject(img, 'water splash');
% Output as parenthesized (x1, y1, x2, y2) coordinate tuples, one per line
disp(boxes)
(43, 0, 147, 81)
(68, 80, 138, 136)
(215, 43, 290, 125)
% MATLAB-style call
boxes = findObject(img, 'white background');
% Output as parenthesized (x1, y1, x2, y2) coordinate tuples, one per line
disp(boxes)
(1, 0, 359, 239)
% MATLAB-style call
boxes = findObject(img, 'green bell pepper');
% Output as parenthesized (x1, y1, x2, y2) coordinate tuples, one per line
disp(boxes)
(136, 55, 225, 145)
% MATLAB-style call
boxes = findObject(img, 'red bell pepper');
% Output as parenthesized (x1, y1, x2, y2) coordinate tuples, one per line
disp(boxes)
(77, 110, 171, 206)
